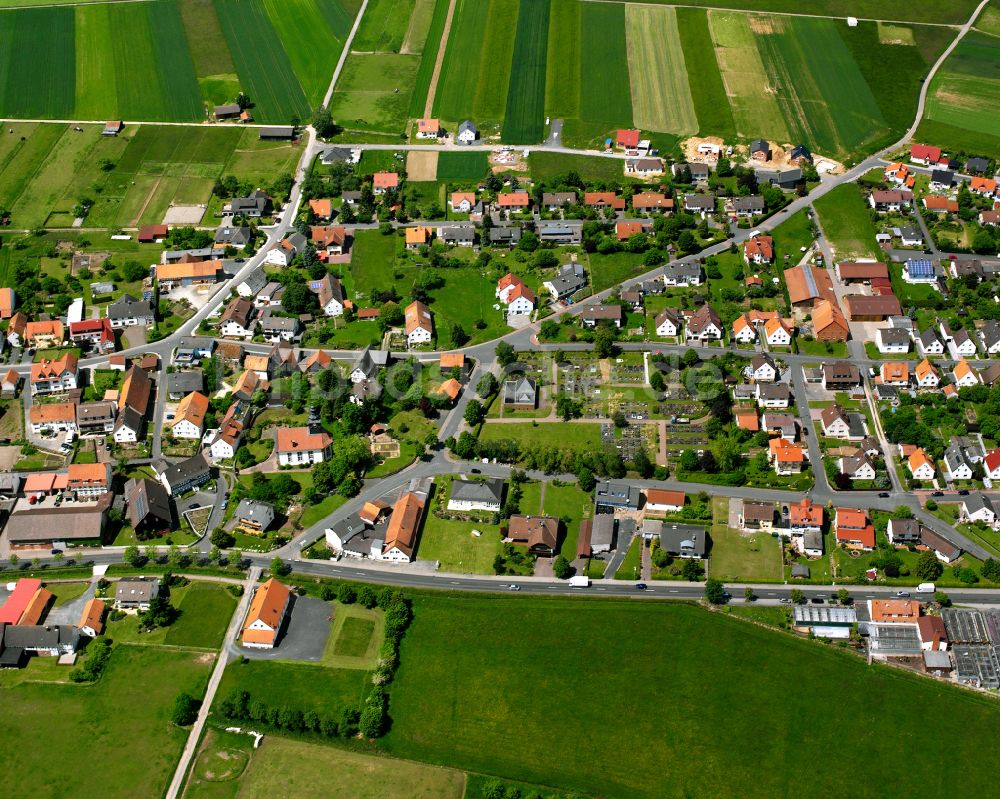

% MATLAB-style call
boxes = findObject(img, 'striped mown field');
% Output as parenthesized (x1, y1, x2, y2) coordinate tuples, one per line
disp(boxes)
(502, 0, 551, 143)
(626, 4, 698, 136)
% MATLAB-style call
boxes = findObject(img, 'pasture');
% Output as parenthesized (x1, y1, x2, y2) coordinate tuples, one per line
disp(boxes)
(352, 0, 414, 52)
(214, 659, 371, 717)
(501, 0, 550, 143)
(329, 54, 421, 134)
(383, 595, 1000, 798)
(626, 4, 698, 135)
(622, 0, 979, 25)
(0, 646, 211, 798)
(528, 151, 628, 182)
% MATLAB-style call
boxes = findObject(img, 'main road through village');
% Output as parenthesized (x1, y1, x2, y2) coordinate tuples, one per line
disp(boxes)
(7, 0, 998, 602)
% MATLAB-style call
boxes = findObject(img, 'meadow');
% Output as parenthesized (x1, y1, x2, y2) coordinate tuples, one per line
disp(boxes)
(352, 0, 414, 52)
(922, 32, 1000, 156)
(501, 0, 550, 143)
(623, 0, 979, 25)
(215, 659, 371, 716)
(527, 151, 631, 182)
(383, 595, 1000, 798)
(814, 183, 882, 260)
(0, 646, 211, 798)
(436, 150, 489, 181)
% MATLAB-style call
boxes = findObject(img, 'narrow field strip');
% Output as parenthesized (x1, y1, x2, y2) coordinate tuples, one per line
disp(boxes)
(501, 0, 550, 142)
(262, 0, 344, 107)
(545, 0, 581, 120)
(676, 6, 735, 140)
(579, 0, 632, 125)
(626, 3, 698, 135)
(419, 0, 457, 117)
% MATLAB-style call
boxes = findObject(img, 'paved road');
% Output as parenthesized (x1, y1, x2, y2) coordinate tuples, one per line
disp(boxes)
(164, 566, 260, 799)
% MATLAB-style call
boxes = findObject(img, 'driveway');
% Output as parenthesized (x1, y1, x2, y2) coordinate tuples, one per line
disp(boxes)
(233, 595, 331, 662)
(45, 580, 97, 625)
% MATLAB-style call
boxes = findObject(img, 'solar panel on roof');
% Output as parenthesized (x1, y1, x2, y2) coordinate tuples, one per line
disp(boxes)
(907, 260, 934, 277)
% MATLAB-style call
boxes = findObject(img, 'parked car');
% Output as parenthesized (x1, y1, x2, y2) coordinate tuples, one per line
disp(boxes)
(932, 491, 944, 497)
(635, 583, 647, 591)
(878, 492, 889, 498)
(959, 489, 970, 496)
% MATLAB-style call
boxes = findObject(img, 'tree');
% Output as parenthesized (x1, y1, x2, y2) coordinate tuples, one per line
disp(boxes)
(477, 372, 498, 398)
(576, 466, 596, 492)
(935, 590, 952, 607)
(679, 449, 699, 471)
(649, 370, 665, 392)
(682, 559, 704, 581)
(337, 584, 357, 604)
(311, 106, 336, 137)
(209, 525, 237, 550)
(139, 595, 177, 629)
(451, 323, 469, 347)
(982, 558, 1000, 583)
(704, 577, 726, 604)
(553, 555, 573, 579)
(555, 393, 583, 421)
(270, 557, 290, 577)
(280, 282, 317, 315)
(172, 692, 200, 726)
(744, 586, 756, 602)
(593, 326, 616, 359)
(915, 550, 944, 581)
(123, 545, 143, 567)
(632, 448, 654, 478)
(464, 399, 485, 426)
(790, 589, 804, 604)
(837, 588, 851, 605)
(495, 342, 516, 367)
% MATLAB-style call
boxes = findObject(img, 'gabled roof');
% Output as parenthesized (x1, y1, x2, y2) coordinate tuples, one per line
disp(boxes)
(383, 491, 425, 557)
(243, 579, 290, 642)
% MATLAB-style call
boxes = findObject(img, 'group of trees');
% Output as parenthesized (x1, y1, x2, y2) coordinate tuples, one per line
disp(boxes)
(218, 687, 360, 739)
(69, 638, 112, 683)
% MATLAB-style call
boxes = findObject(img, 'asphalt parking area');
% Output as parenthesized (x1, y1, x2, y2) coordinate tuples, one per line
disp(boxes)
(236, 595, 331, 662)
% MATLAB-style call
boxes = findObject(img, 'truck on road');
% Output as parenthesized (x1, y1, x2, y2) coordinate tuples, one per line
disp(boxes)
(916, 583, 936, 593)
(568, 576, 590, 588)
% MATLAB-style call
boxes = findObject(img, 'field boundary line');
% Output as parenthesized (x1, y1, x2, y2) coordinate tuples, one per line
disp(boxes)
(423, 0, 459, 118)
(322, 0, 370, 109)
(575, 0, 960, 28)
(130, 175, 162, 226)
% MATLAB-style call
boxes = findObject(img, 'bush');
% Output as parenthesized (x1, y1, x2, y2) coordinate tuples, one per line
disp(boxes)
(69, 639, 113, 683)
(171, 692, 200, 726)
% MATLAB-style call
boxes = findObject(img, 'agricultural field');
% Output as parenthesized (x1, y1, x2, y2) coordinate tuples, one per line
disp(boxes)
(0, 646, 211, 798)
(436, 150, 489, 181)
(352, 0, 414, 52)
(0, 123, 300, 230)
(626, 5, 697, 136)
(622, 0, 979, 25)
(383, 595, 1000, 798)
(921, 32, 1000, 156)
(0, 0, 354, 122)
(501, 0, 550, 143)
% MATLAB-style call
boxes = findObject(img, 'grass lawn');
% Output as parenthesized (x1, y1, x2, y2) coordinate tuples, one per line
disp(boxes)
(214, 659, 371, 718)
(528, 151, 629, 183)
(106, 581, 235, 649)
(382, 594, 1000, 798)
(417, 516, 501, 575)
(187, 733, 464, 799)
(46, 580, 90, 606)
(321, 603, 384, 669)
(814, 183, 881, 260)
(538, 481, 592, 561)
(479, 422, 602, 451)
(709, 521, 783, 582)
(726, 605, 791, 628)
(0, 645, 211, 798)
(613, 536, 642, 580)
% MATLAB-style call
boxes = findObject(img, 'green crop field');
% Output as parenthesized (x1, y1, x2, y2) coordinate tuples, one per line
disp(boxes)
(528, 151, 628, 182)
(708, 11, 789, 142)
(434, 0, 518, 127)
(0, 7, 75, 118)
(383, 595, 1000, 798)
(179, 0, 236, 78)
(262, 0, 345, 107)
(403, 0, 439, 54)
(353, 0, 414, 52)
(329, 53, 421, 134)
(407, 0, 451, 116)
(622, 0, 979, 25)
(676, 7, 736, 141)
(814, 183, 882, 261)
(922, 32, 1000, 155)
(436, 150, 489, 181)
(545, 0, 581, 120)
(215, 0, 309, 122)
(754, 16, 887, 158)
(501, 0, 550, 143)
(580, 2, 632, 127)
(0, 646, 211, 798)
(626, 5, 697, 135)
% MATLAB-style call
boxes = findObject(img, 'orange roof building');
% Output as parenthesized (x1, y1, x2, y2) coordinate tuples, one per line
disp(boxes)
(169, 391, 209, 437)
(241, 579, 292, 648)
(372, 172, 399, 191)
(812, 300, 849, 342)
(156, 260, 222, 282)
(789, 498, 823, 529)
(869, 599, 920, 623)
(18, 587, 54, 625)
(644, 489, 685, 510)
(615, 221, 646, 241)
(744, 235, 773, 263)
(0, 287, 15, 319)
(736, 409, 760, 431)
(835, 508, 875, 549)
(308, 198, 333, 219)
(28, 401, 76, 428)
(275, 427, 332, 466)
(0, 578, 42, 624)
(879, 362, 909, 386)
(496, 192, 531, 208)
(440, 352, 465, 370)
(67, 462, 112, 495)
(25, 320, 64, 345)
(358, 500, 390, 525)
(79, 598, 106, 636)
(405, 226, 431, 247)
(436, 378, 462, 402)
(769, 437, 804, 473)
(382, 491, 426, 562)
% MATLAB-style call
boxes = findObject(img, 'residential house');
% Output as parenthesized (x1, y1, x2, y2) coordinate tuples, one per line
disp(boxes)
(157, 260, 224, 290)
(448, 478, 504, 512)
(820, 405, 854, 439)
(456, 120, 478, 144)
(264, 231, 307, 267)
(310, 226, 349, 259)
(450, 192, 476, 213)
(537, 223, 582, 246)
(542, 264, 588, 300)
(595, 481, 641, 511)
(811, 300, 850, 342)
(30, 353, 78, 395)
(917, 328, 944, 356)
(632, 192, 673, 214)
(275, 427, 332, 467)
(769, 437, 804, 474)
(923, 195, 959, 214)
(961, 493, 996, 524)
(115, 578, 160, 611)
(76, 401, 116, 435)
(869, 190, 913, 212)
(405, 226, 431, 250)
(439, 224, 475, 247)
(764, 317, 792, 346)
(908, 448, 936, 481)
(156, 453, 212, 496)
(644, 489, 685, 514)
(750, 139, 771, 161)
(943, 444, 974, 481)
(382, 491, 426, 562)
(307, 198, 334, 221)
(6, 311, 27, 348)
(654, 307, 682, 338)
(879, 362, 910, 387)
(505, 515, 557, 558)
(953, 358, 980, 388)
(24, 320, 63, 349)
(497, 274, 536, 317)
(685, 305, 722, 342)
(241, 579, 291, 649)
(580, 305, 624, 329)
(489, 226, 522, 248)
(169, 391, 209, 439)
(0, 287, 15, 320)
(235, 499, 275, 536)
(744, 234, 773, 265)
(839, 453, 876, 481)
(107, 294, 154, 329)
(416, 118, 441, 139)
(876, 327, 910, 354)
(756, 382, 791, 409)
(835, 508, 875, 550)
(910, 143, 942, 165)
(740, 500, 775, 530)
(616, 129, 640, 149)
(750, 352, 777, 382)
(661, 262, 702, 286)
(219, 298, 256, 339)
(930, 170, 956, 191)
(349, 345, 388, 383)
(980, 321, 1000, 355)
(732, 196, 765, 218)
(259, 314, 301, 344)
(625, 158, 665, 177)
(372, 172, 399, 195)
(914, 358, 940, 389)
(821, 361, 860, 391)
(496, 191, 531, 214)
(28, 402, 77, 434)
(404, 300, 433, 345)
(658, 523, 707, 559)
(683, 194, 716, 216)
(174, 336, 214, 364)
(584, 192, 626, 213)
